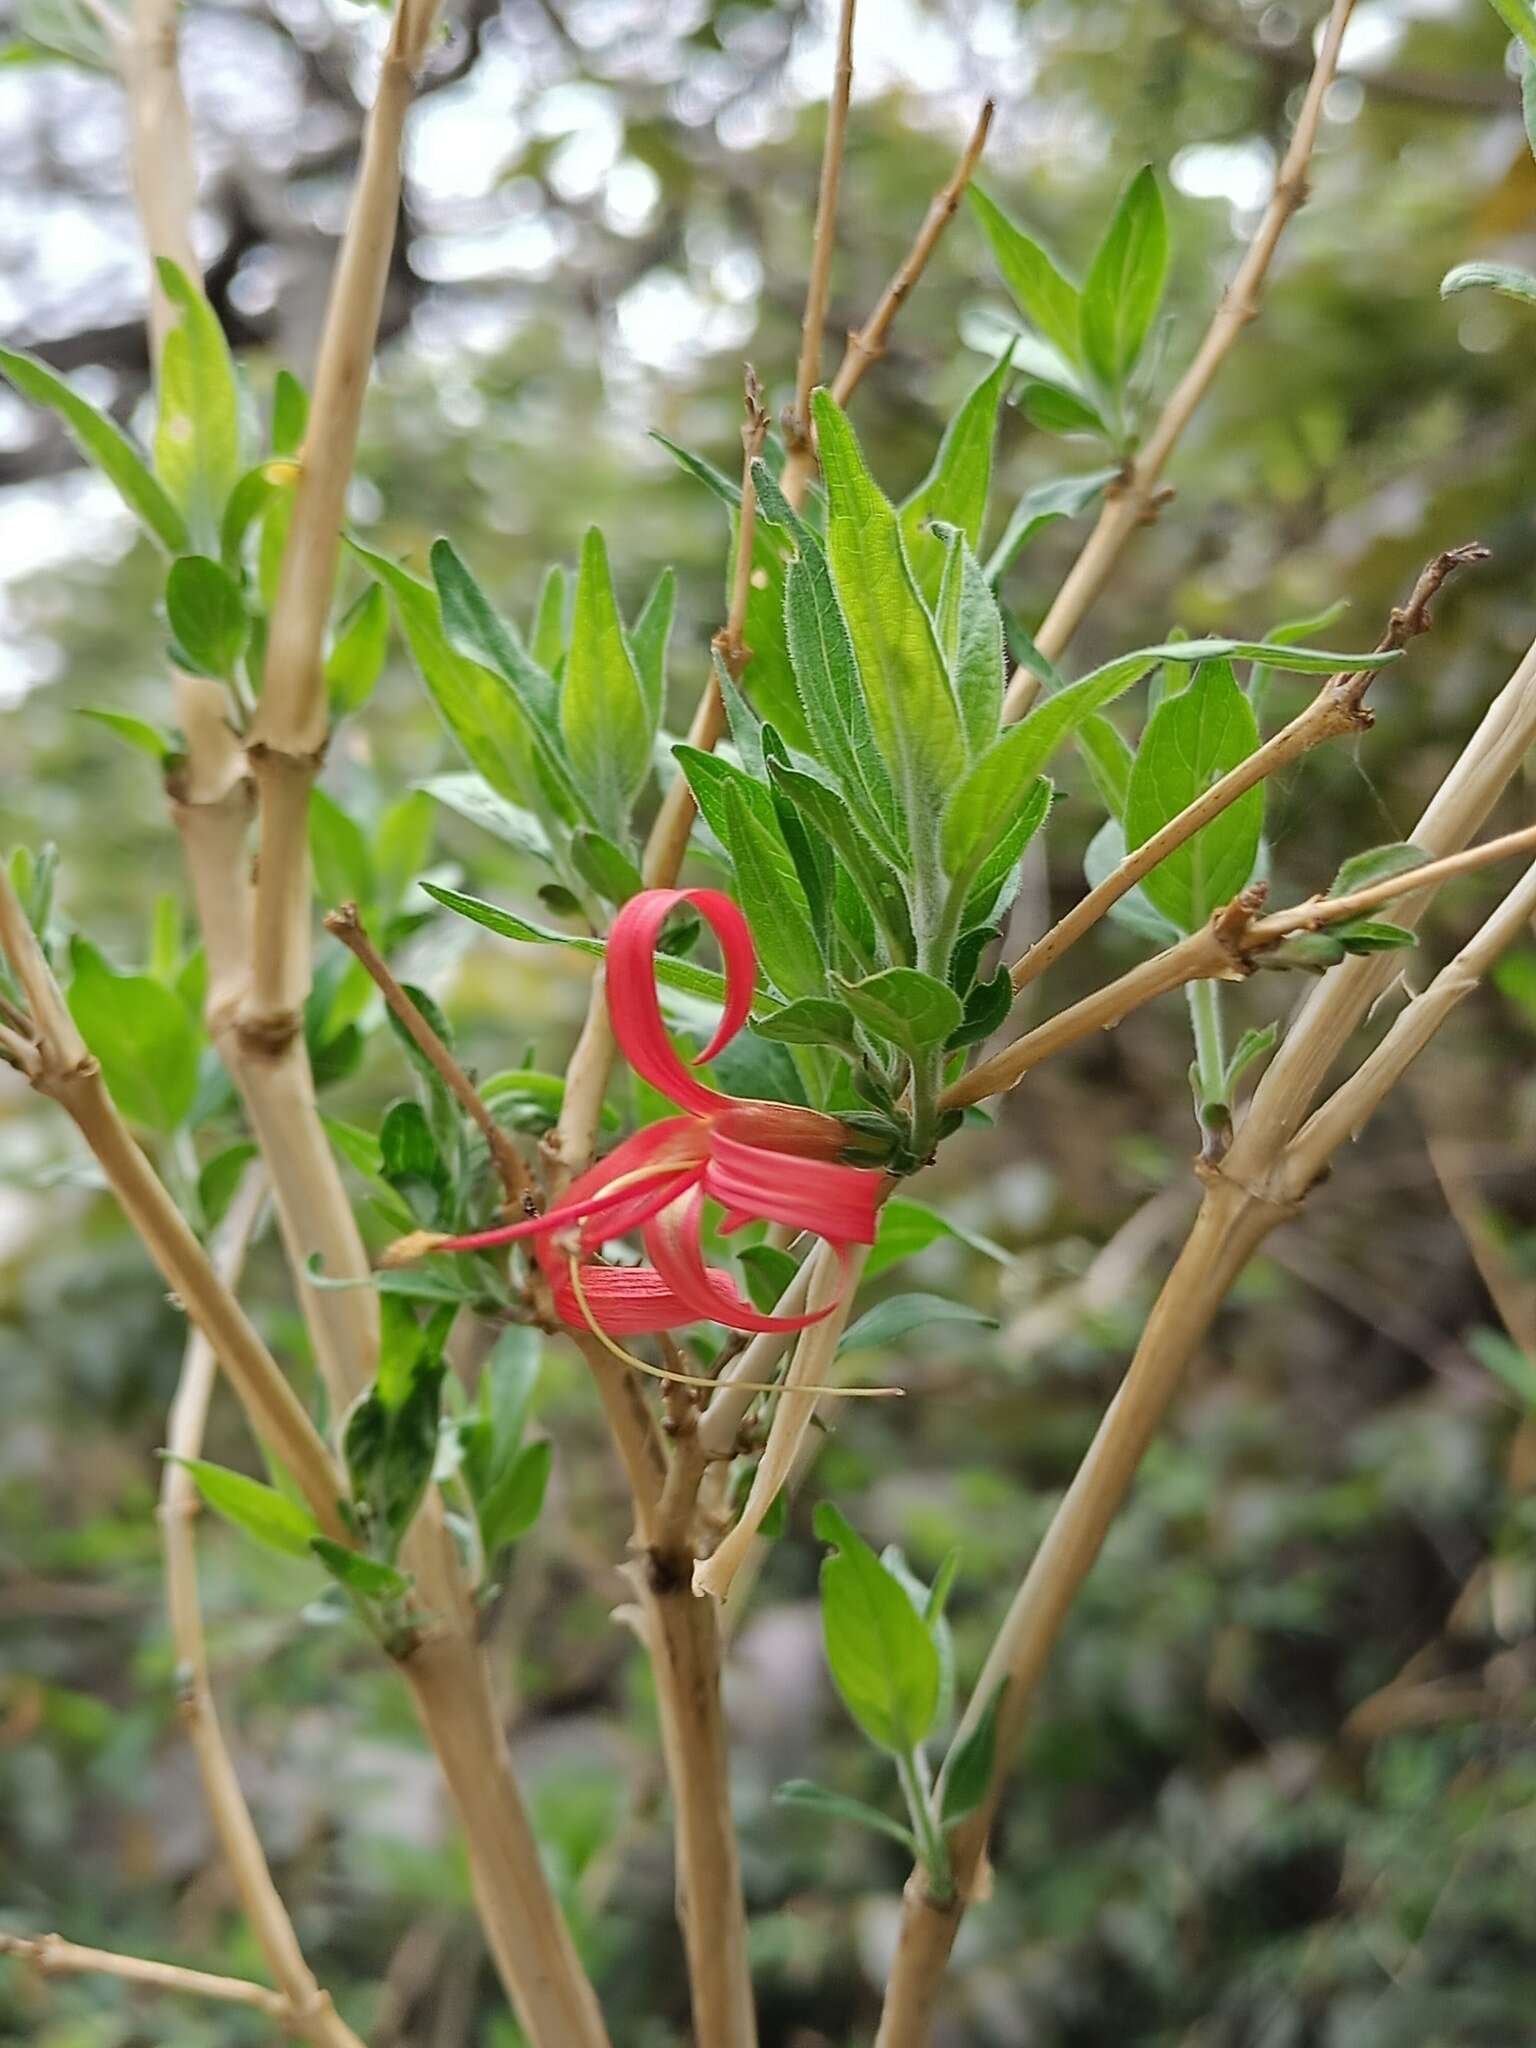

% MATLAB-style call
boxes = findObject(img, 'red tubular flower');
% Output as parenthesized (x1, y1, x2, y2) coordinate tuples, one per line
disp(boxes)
(436, 888, 883, 1335)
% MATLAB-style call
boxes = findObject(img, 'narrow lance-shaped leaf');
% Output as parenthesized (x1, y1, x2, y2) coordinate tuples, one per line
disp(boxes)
(900, 351, 1011, 602)
(781, 540, 902, 854)
(814, 391, 968, 863)
(431, 538, 561, 736)
(1080, 166, 1169, 395)
(562, 526, 655, 837)
(934, 528, 1006, 755)
(628, 566, 675, 726)
(0, 347, 188, 552)
(166, 1458, 321, 1561)
(968, 186, 1082, 364)
(154, 260, 241, 548)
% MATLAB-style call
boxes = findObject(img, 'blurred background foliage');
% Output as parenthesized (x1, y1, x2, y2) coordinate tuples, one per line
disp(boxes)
(5, 0, 1536, 2042)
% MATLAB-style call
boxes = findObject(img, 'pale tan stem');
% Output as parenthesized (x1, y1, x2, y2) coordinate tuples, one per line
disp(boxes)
(124, 0, 196, 357)
(569, 1330, 668, 1537)
(324, 902, 534, 1205)
(0, 1932, 303, 2027)
(874, 1182, 1275, 2048)
(1007, 0, 1357, 699)
(788, 0, 857, 452)
(623, 1564, 757, 2048)
(694, 1248, 865, 1602)
(1008, 545, 1488, 993)
(246, 0, 440, 1026)
(160, 1174, 366, 2048)
(696, 1254, 818, 1459)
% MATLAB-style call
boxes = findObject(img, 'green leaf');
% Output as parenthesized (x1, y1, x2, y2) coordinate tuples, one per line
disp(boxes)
(569, 830, 643, 906)
(839, 1292, 997, 1353)
(478, 1439, 552, 1554)
(67, 935, 200, 1132)
(719, 781, 824, 1001)
(1124, 659, 1263, 932)
(752, 996, 860, 1051)
(1335, 918, 1418, 953)
(969, 186, 1082, 363)
(563, 526, 654, 836)
(421, 882, 784, 1019)
(326, 584, 390, 714)
(165, 554, 247, 679)
(837, 968, 963, 1056)
(1441, 259, 1536, 306)
(1328, 841, 1430, 897)
(942, 721, 1054, 888)
(867, 1198, 1012, 1280)
(764, 760, 912, 955)
(310, 1539, 411, 1605)
(78, 708, 178, 762)
(308, 788, 373, 914)
(901, 352, 1011, 601)
(813, 391, 967, 845)
(353, 544, 564, 826)
(1021, 382, 1107, 438)
(342, 1298, 448, 1556)
(738, 1243, 801, 1315)
(271, 370, 308, 456)
(947, 966, 1012, 1051)
(984, 468, 1116, 584)
(530, 563, 567, 672)
(629, 566, 675, 724)
(963, 777, 1054, 931)
(941, 1686, 1003, 1828)
(1080, 166, 1168, 393)
(782, 542, 901, 849)
(416, 772, 551, 861)
(772, 1779, 917, 1853)
(1224, 1021, 1277, 1096)
(0, 346, 188, 552)
(431, 538, 561, 737)
(815, 1501, 941, 1754)
(1468, 1325, 1536, 1411)
(934, 530, 1006, 754)
(154, 260, 241, 547)
(168, 1458, 320, 1561)
(1078, 713, 1134, 820)
(1083, 818, 1180, 944)
(481, 1067, 620, 1137)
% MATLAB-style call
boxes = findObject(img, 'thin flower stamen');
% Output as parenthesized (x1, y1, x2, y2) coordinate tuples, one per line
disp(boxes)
(565, 1256, 900, 1399)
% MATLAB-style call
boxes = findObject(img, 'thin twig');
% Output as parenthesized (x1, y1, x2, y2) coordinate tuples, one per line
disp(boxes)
(781, 99, 995, 505)
(1008, 545, 1488, 993)
(325, 902, 535, 1207)
(160, 1173, 366, 2048)
(1004, 0, 1358, 705)
(951, 821, 1536, 1110)
(0, 1932, 300, 2026)
(787, 0, 857, 454)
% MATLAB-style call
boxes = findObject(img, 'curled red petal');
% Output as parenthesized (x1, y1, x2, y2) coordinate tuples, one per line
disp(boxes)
(434, 1118, 704, 1254)
(606, 887, 756, 1115)
(643, 1186, 838, 1333)
(541, 1245, 702, 1336)
(704, 1116, 884, 1245)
